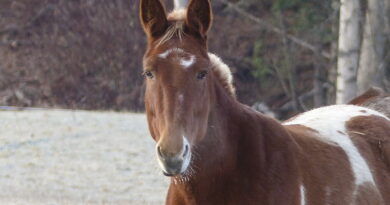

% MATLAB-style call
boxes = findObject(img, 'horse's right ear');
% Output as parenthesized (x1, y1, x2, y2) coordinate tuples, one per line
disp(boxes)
(140, 0, 169, 39)
(186, 0, 212, 39)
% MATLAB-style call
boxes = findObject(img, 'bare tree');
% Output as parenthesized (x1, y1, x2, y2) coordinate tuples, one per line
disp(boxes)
(385, 0, 390, 39)
(357, 0, 386, 94)
(327, 0, 340, 104)
(336, 0, 361, 103)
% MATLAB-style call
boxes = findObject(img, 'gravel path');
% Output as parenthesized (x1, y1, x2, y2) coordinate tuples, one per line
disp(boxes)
(0, 109, 169, 204)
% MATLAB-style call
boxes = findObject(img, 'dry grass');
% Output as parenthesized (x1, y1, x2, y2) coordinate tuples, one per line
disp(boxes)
(0, 109, 168, 204)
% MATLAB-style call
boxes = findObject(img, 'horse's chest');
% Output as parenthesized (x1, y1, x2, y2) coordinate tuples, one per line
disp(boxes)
(169, 181, 267, 205)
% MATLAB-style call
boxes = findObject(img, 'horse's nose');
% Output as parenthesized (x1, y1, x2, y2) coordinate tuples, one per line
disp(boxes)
(157, 144, 189, 158)
(157, 145, 189, 176)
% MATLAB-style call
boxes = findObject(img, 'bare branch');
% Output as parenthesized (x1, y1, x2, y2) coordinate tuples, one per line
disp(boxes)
(271, 65, 290, 98)
(277, 12, 299, 112)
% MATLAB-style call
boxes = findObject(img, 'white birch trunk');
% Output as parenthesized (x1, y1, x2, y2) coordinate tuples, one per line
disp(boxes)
(174, 0, 188, 9)
(336, 0, 361, 104)
(357, 0, 385, 93)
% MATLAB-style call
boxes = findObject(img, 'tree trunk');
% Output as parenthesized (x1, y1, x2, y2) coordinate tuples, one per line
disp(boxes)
(336, 0, 361, 104)
(385, 0, 390, 38)
(357, 0, 385, 94)
(174, 0, 188, 9)
(327, 0, 340, 105)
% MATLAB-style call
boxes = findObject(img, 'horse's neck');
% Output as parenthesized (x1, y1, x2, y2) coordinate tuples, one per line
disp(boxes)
(189, 82, 240, 175)
(170, 81, 301, 204)
(181, 83, 269, 190)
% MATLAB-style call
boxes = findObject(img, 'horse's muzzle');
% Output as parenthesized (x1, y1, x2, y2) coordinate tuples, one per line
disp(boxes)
(156, 138, 191, 176)
(160, 158, 184, 176)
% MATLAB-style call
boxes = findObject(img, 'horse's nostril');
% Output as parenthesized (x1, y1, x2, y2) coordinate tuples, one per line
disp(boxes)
(157, 146, 163, 158)
(183, 144, 189, 157)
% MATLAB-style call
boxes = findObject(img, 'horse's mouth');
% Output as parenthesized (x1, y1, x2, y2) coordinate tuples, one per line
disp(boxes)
(162, 170, 176, 177)
(159, 152, 191, 177)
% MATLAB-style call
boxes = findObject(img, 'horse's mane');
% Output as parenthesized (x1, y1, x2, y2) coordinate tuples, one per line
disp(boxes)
(208, 53, 236, 97)
(158, 9, 236, 97)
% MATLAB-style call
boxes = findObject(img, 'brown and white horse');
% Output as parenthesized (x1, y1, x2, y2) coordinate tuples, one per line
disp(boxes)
(349, 87, 390, 118)
(139, 0, 390, 204)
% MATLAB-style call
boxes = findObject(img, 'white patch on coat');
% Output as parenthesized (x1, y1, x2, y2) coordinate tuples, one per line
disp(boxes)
(300, 185, 306, 205)
(180, 55, 196, 68)
(284, 105, 389, 189)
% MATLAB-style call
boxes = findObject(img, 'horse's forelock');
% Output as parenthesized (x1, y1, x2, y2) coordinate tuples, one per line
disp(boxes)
(168, 9, 187, 21)
(155, 9, 187, 47)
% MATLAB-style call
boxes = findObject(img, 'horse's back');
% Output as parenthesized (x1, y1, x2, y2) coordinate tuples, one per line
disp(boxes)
(348, 87, 390, 118)
(284, 105, 390, 205)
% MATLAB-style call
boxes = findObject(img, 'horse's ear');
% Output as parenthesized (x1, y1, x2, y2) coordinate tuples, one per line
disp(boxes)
(140, 0, 169, 39)
(186, 0, 212, 38)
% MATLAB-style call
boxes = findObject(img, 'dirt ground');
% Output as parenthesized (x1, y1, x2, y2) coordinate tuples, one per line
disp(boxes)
(0, 109, 169, 205)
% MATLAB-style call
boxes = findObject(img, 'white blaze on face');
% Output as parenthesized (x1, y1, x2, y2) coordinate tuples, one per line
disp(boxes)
(284, 105, 389, 192)
(158, 48, 185, 59)
(158, 48, 196, 69)
(180, 55, 196, 69)
(300, 185, 306, 205)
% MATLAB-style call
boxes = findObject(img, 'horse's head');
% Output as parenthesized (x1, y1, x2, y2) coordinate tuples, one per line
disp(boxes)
(140, 0, 213, 176)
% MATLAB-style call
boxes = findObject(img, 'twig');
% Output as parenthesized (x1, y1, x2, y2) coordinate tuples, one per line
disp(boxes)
(271, 65, 290, 99)
(280, 83, 330, 112)
(280, 89, 314, 112)
(378, 50, 390, 90)
(277, 12, 299, 111)
(218, 0, 331, 59)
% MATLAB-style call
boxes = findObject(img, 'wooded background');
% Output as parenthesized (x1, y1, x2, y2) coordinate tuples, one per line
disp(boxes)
(0, 0, 389, 119)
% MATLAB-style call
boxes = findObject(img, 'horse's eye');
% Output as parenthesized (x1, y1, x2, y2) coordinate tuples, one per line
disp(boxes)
(197, 71, 208, 80)
(144, 71, 154, 79)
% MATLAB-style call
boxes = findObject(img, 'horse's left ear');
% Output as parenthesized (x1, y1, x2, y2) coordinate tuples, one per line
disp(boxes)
(186, 0, 212, 39)
(140, 0, 169, 39)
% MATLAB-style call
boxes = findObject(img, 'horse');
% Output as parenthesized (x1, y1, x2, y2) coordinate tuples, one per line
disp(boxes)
(139, 0, 390, 204)
(348, 87, 390, 118)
